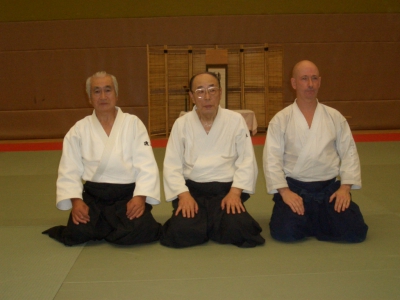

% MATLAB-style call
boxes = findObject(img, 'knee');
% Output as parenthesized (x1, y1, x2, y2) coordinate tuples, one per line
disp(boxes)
(132, 211, 160, 230)
(221, 212, 257, 231)
(160, 216, 208, 248)
(216, 212, 265, 247)
(343, 225, 368, 243)
(269, 222, 305, 243)
(61, 224, 95, 245)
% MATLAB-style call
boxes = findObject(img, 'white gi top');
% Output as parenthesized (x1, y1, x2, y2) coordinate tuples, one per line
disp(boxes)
(56, 107, 160, 210)
(263, 100, 361, 194)
(163, 106, 258, 202)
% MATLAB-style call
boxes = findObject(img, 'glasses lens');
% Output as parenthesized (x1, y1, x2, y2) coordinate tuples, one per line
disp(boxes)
(195, 88, 205, 98)
(208, 87, 218, 95)
(194, 87, 219, 99)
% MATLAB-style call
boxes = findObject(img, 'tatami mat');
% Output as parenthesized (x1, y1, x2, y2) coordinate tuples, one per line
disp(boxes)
(0, 142, 399, 299)
(53, 213, 400, 300)
(0, 227, 84, 299)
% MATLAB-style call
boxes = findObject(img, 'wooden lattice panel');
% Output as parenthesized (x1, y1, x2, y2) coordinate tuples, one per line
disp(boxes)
(244, 50, 265, 87)
(227, 50, 240, 88)
(192, 48, 207, 76)
(148, 48, 167, 136)
(227, 92, 241, 110)
(266, 45, 284, 123)
(242, 47, 267, 128)
(244, 92, 266, 127)
(147, 44, 283, 136)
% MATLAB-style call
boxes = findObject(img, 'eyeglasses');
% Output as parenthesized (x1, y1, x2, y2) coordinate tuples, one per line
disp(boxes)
(193, 87, 220, 99)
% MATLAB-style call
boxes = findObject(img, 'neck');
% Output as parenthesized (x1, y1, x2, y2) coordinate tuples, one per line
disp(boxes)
(296, 97, 317, 112)
(196, 110, 217, 134)
(196, 108, 218, 123)
(95, 108, 117, 124)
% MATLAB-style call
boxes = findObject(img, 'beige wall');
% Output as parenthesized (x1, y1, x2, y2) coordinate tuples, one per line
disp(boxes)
(0, 14, 399, 139)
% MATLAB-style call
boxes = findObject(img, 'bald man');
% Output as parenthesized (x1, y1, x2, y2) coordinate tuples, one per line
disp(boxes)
(161, 72, 265, 248)
(263, 60, 368, 243)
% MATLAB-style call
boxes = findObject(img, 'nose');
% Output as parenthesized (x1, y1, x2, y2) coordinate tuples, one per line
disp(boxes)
(307, 78, 314, 88)
(203, 89, 211, 100)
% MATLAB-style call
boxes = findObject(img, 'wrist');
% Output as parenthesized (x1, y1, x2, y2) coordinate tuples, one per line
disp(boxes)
(229, 187, 242, 196)
(277, 187, 290, 196)
(341, 184, 352, 192)
(71, 198, 83, 203)
(132, 195, 146, 202)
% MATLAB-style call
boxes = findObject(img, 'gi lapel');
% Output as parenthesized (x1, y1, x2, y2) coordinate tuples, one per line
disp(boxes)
(291, 103, 322, 176)
(188, 107, 222, 179)
(91, 107, 125, 181)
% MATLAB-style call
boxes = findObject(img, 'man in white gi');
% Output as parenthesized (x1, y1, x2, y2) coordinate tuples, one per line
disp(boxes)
(43, 71, 161, 246)
(160, 72, 265, 248)
(263, 60, 368, 243)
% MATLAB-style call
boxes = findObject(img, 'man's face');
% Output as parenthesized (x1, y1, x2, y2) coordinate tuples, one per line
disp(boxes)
(189, 74, 221, 117)
(89, 76, 118, 112)
(291, 61, 321, 101)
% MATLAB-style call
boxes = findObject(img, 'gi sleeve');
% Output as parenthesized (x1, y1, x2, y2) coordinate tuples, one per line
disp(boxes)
(131, 118, 161, 205)
(56, 127, 85, 210)
(163, 120, 189, 201)
(263, 118, 289, 194)
(336, 118, 362, 189)
(232, 116, 258, 194)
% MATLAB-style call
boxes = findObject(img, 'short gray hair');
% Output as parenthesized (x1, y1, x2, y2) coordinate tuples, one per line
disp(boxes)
(86, 71, 119, 99)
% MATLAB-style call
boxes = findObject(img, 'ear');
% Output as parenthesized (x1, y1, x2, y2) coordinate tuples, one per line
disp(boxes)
(290, 77, 297, 90)
(218, 87, 222, 101)
(189, 91, 195, 103)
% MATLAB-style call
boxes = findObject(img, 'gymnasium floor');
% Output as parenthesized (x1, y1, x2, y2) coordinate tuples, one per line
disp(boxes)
(1, 133, 399, 299)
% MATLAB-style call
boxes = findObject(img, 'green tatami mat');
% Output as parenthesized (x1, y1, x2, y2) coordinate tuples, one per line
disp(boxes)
(0, 142, 399, 299)
(0, 226, 84, 299)
(54, 212, 400, 299)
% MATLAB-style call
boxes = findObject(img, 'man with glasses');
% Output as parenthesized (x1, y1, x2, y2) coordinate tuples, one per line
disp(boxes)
(160, 72, 265, 248)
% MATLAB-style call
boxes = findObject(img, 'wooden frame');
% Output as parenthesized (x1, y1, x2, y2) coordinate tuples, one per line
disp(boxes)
(147, 44, 283, 136)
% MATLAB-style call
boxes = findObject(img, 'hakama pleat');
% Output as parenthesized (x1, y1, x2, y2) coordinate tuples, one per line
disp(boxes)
(160, 180, 265, 248)
(43, 182, 161, 246)
(269, 177, 368, 243)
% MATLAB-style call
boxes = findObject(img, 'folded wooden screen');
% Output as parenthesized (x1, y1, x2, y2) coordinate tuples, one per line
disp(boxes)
(147, 44, 283, 136)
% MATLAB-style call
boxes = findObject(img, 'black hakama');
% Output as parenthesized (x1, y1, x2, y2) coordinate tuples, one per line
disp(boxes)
(269, 177, 368, 243)
(42, 181, 161, 246)
(160, 180, 265, 248)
